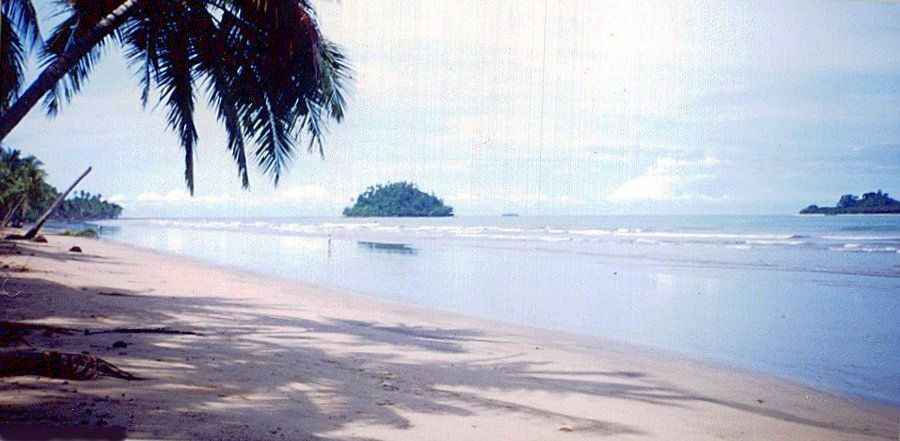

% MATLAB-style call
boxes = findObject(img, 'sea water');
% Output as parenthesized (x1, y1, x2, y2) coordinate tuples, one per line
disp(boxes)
(93, 215, 900, 404)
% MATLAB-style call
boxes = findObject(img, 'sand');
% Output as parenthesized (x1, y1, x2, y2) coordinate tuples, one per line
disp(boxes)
(0, 233, 896, 440)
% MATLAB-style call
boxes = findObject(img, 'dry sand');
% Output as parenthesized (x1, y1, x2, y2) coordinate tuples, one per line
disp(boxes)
(0, 234, 896, 440)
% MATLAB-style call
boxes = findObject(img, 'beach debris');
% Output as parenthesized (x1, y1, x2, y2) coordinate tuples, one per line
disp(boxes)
(0, 321, 75, 347)
(83, 327, 202, 336)
(68, 246, 83, 253)
(95, 291, 135, 297)
(0, 350, 142, 380)
(111, 341, 128, 349)
(557, 426, 574, 432)
(31, 235, 48, 243)
(379, 380, 400, 391)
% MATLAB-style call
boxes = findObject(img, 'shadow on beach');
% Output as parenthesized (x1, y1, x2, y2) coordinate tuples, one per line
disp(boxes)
(0, 244, 893, 440)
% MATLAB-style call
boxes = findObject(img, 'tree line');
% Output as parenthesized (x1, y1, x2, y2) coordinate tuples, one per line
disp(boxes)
(0, 146, 122, 225)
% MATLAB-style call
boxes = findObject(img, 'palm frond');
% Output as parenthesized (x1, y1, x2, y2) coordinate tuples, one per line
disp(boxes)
(12, 0, 352, 193)
(1, 13, 26, 112)
(1, 0, 41, 47)
(151, 5, 201, 193)
(39, 1, 123, 116)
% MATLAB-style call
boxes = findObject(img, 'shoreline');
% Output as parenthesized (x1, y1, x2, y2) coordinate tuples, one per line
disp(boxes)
(1, 233, 896, 440)
(94, 235, 900, 407)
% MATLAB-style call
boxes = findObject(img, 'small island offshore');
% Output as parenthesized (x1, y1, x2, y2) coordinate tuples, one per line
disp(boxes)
(800, 190, 899, 214)
(343, 182, 453, 217)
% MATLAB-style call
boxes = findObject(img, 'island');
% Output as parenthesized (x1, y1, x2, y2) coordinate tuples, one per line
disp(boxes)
(800, 190, 899, 215)
(343, 182, 453, 217)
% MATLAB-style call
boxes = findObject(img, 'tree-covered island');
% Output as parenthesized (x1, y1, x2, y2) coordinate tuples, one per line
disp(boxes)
(800, 190, 899, 214)
(343, 182, 453, 217)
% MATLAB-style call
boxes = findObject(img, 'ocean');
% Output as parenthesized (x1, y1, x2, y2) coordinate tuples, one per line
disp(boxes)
(91, 215, 899, 404)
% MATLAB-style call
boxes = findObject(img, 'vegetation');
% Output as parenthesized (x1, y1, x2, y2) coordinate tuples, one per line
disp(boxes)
(344, 182, 453, 217)
(61, 228, 100, 238)
(55, 191, 123, 221)
(0, 147, 54, 226)
(0, 0, 351, 193)
(0, 146, 122, 224)
(800, 190, 899, 214)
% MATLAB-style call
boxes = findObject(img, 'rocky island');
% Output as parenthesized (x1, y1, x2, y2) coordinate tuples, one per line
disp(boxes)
(343, 182, 453, 217)
(800, 190, 899, 214)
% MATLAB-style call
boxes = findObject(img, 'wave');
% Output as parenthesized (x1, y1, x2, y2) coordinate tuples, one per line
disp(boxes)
(107, 218, 900, 256)
(821, 235, 900, 241)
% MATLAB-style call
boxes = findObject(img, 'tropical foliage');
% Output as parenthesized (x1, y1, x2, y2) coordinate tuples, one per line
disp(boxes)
(0, 0, 351, 193)
(344, 182, 453, 217)
(0, 146, 122, 224)
(54, 191, 123, 221)
(0, 147, 54, 226)
(800, 190, 899, 214)
(0, 0, 41, 112)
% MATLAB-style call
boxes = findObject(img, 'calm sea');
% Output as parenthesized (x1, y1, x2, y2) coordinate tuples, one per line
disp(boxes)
(92, 215, 899, 404)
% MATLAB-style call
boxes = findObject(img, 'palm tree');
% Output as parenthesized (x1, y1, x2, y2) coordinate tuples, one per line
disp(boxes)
(0, 147, 49, 227)
(0, 0, 351, 193)
(1, 0, 41, 112)
(0, 147, 27, 215)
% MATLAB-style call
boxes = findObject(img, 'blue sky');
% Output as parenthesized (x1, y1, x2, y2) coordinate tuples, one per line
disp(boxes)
(6, 0, 900, 217)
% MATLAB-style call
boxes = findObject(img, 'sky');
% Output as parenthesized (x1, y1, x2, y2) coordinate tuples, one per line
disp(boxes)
(6, 0, 900, 217)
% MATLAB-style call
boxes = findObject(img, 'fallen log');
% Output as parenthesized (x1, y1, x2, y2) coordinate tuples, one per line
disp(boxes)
(83, 327, 202, 336)
(0, 350, 142, 380)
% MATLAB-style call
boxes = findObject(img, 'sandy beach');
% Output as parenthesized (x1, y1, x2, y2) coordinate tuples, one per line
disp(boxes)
(0, 233, 896, 440)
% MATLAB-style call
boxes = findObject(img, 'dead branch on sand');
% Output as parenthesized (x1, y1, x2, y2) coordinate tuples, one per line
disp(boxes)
(83, 327, 203, 336)
(0, 350, 142, 380)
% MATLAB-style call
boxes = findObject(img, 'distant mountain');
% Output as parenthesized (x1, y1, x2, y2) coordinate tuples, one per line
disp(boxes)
(800, 190, 900, 214)
(343, 182, 453, 217)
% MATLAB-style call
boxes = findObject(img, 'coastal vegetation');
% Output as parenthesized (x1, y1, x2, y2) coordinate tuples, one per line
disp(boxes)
(60, 227, 100, 238)
(800, 190, 899, 214)
(0, 147, 122, 224)
(0, 0, 350, 192)
(344, 182, 453, 217)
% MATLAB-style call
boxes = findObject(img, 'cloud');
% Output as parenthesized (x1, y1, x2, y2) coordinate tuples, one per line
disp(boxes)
(125, 185, 344, 209)
(136, 191, 191, 203)
(280, 185, 333, 202)
(608, 156, 724, 202)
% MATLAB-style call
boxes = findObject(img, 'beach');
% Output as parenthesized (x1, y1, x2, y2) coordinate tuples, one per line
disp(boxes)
(0, 233, 896, 440)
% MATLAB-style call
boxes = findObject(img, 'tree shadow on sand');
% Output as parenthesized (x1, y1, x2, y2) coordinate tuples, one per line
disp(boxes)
(0, 265, 892, 440)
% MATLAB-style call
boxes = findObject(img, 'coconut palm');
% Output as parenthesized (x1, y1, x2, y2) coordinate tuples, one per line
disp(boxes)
(0, 0, 351, 193)
(1, 0, 41, 112)
(0, 147, 50, 226)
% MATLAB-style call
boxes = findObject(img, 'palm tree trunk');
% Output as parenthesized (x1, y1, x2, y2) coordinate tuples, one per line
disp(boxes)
(23, 167, 91, 240)
(0, 0, 143, 141)
(1, 195, 26, 228)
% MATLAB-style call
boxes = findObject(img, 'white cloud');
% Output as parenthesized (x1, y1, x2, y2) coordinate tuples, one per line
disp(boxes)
(126, 185, 343, 209)
(136, 191, 191, 203)
(281, 185, 332, 202)
(608, 156, 724, 202)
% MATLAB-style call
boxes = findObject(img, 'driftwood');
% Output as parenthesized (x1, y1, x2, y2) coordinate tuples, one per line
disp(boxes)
(22, 167, 91, 240)
(83, 327, 202, 336)
(0, 350, 142, 380)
